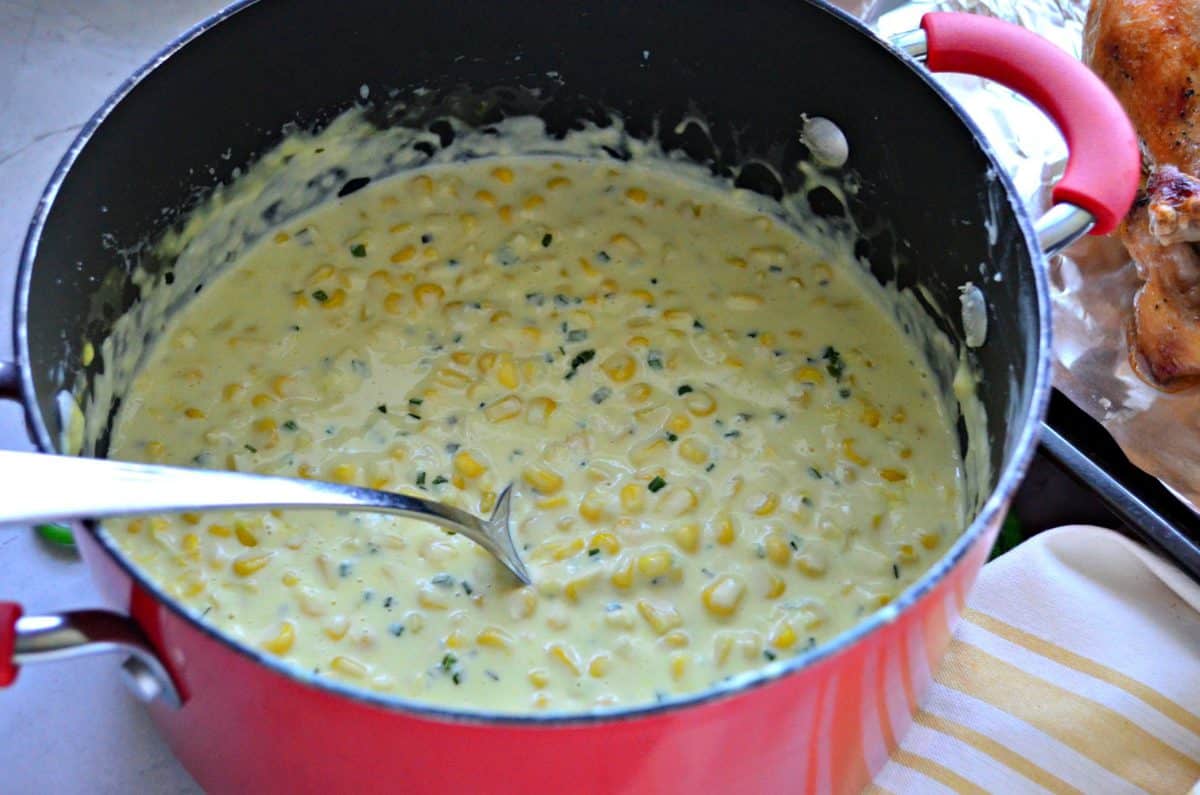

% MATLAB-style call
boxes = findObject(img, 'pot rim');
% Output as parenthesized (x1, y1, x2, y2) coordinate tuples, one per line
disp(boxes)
(13, 0, 1052, 727)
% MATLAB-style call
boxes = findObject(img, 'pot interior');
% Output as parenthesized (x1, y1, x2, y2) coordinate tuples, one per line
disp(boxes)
(18, 0, 1045, 703)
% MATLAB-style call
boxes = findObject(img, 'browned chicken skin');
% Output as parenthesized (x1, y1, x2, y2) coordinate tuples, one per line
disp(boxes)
(1086, 0, 1200, 385)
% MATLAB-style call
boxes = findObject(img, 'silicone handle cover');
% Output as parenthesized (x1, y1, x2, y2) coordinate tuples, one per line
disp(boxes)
(921, 12, 1140, 236)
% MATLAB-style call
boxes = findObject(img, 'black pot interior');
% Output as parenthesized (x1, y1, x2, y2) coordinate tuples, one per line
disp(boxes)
(22, 0, 1040, 508)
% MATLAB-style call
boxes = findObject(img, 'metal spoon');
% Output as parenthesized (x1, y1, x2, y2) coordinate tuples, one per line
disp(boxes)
(0, 450, 531, 584)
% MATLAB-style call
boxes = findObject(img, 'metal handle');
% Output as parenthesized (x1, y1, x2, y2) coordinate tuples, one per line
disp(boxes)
(0, 450, 530, 583)
(891, 15, 1138, 254)
(1, 602, 181, 707)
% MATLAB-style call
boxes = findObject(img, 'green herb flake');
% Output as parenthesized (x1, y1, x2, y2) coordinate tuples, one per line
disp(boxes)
(677, 385, 693, 395)
(647, 351, 664, 370)
(244, 444, 257, 454)
(588, 548, 601, 557)
(282, 420, 298, 431)
(648, 476, 667, 493)
(349, 243, 367, 258)
(311, 289, 329, 303)
(763, 650, 778, 662)
(416, 471, 427, 487)
(823, 346, 845, 380)
(377, 404, 388, 414)
(441, 653, 457, 673)
(565, 348, 596, 380)
(666, 432, 678, 442)
(409, 398, 423, 406)
(432, 475, 448, 486)
(541, 233, 553, 247)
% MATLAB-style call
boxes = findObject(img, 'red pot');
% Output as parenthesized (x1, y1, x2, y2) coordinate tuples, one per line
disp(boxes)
(0, 3, 1136, 792)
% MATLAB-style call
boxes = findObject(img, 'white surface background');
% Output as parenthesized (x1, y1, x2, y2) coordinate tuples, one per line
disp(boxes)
(0, 2, 226, 791)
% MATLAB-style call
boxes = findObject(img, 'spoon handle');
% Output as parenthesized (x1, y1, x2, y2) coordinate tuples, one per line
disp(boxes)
(0, 451, 530, 583)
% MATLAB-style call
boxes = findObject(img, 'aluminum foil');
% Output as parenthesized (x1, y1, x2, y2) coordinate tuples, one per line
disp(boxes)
(855, 0, 1200, 510)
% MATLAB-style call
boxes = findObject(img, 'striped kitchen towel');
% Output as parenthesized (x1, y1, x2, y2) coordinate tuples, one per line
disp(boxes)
(868, 525, 1200, 794)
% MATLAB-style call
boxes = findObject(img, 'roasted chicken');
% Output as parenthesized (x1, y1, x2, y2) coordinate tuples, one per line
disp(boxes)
(1085, 0, 1200, 386)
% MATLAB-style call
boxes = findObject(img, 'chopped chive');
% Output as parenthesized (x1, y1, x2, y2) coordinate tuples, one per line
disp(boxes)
(441, 653, 457, 672)
(588, 548, 601, 557)
(349, 243, 367, 258)
(647, 351, 664, 370)
(808, 466, 823, 480)
(648, 476, 667, 492)
(244, 444, 257, 453)
(432, 475, 448, 486)
(763, 650, 777, 661)
(677, 385, 693, 395)
(282, 420, 298, 431)
(377, 404, 388, 414)
(409, 398, 423, 406)
(416, 471, 426, 486)
(666, 432, 678, 442)
(541, 233, 553, 247)
(823, 346, 845, 380)
(565, 349, 596, 380)
(311, 289, 329, 302)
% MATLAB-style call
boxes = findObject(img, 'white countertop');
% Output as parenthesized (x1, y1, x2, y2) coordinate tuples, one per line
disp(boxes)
(0, 2, 227, 791)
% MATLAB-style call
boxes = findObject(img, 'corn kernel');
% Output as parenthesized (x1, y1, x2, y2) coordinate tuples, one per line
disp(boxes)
(714, 515, 737, 545)
(796, 552, 827, 577)
(491, 166, 514, 184)
(319, 288, 347, 309)
(184, 407, 206, 419)
(862, 405, 882, 427)
(587, 532, 620, 556)
(669, 653, 688, 681)
(600, 352, 637, 383)
(660, 487, 699, 517)
(610, 556, 635, 589)
(453, 450, 487, 479)
(251, 393, 276, 408)
(672, 523, 700, 554)
(262, 622, 295, 654)
(619, 483, 645, 513)
(480, 490, 497, 514)
(496, 355, 520, 389)
(221, 383, 244, 403)
(636, 599, 683, 635)
(525, 396, 557, 425)
(919, 530, 941, 550)
(627, 383, 653, 403)
(207, 523, 230, 538)
(579, 490, 607, 523)
(410, 174, 434, 195)
(751, 492, 779, 517)
(330, 464, 358, 485)
(666, 414, 691, 434)
(477, 626, 514, 651)
(770, 622, 797, 650)
(625, 187, 648, 204)
(391, 245, 416, 263)
(529, 669, 550, 688)
(282, 571, 300, 587)
(414, 282, 445, 307)
(843, 438, 869, 466)
(331, 655, 367, 678)
(587, 654, 610, 678)
(764, 533, 792, 566)
(793, 366, 825, 383)
(522, 195, 544, 211)
(685, 390, 717, 417)
(631, 439, 669, 466)
(677, 438, 709, 466)
(880, 468, 907, 482)
(234, 522, 258, 548)
(232, 551, 273, 577)
(536, 495, 568, 510)
(523, 466, 564, 495)
(702, 575, 746, 617)
(767, 574, 786, 599)
(637, 550, 674, 578)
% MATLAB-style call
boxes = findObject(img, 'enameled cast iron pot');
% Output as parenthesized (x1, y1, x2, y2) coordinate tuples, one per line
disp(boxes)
(0, 1, 1137, 792)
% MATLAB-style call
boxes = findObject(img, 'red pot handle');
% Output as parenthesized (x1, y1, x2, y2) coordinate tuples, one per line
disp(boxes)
(0, 601, 21, 686)
(920, 12, 1139, 236)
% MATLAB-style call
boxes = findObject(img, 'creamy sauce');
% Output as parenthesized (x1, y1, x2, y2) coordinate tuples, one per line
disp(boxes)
(104, 155, 963, 712)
